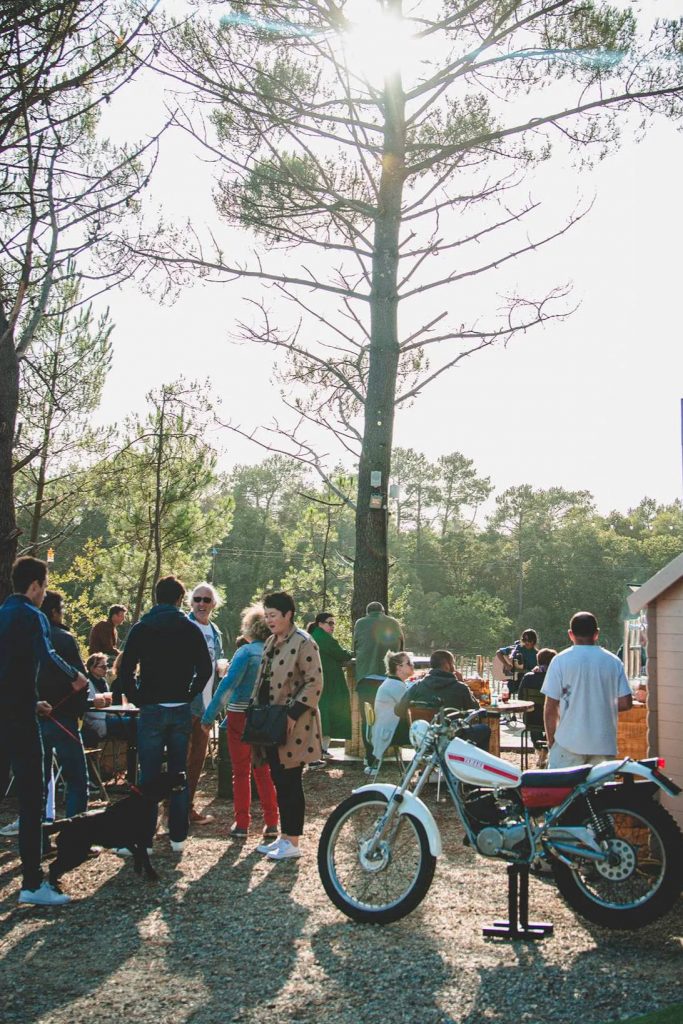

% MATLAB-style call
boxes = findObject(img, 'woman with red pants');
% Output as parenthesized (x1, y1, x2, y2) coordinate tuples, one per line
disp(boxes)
(200, 605, 278, 840)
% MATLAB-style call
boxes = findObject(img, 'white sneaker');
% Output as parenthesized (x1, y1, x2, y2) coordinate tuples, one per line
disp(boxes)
(170, 840, 185, 853)
(0, 818, 20, 836)
(256, 837, 282, 855)
(112, 846, 153, 857)
(18, 881, 71, 906)
(266, 839, 302, 861)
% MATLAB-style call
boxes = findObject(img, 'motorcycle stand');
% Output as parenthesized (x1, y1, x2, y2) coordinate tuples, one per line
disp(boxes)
(483, 864, 554, 940)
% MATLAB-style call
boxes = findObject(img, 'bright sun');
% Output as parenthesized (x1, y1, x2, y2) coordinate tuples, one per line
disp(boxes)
(339, 1, 420, 84)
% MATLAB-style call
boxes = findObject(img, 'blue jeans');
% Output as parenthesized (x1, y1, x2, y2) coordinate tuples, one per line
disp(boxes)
(0, 713, 44, 890)
(40, 716, 88, 819)
(137, 704, 191, 845)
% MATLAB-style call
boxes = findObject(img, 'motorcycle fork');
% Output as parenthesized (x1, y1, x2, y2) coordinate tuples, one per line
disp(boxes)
(365, 755, 433, 853)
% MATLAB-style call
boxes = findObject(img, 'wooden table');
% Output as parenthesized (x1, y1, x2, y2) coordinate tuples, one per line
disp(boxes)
(102, 705, 139, 785)
(478, 700, 535, 758)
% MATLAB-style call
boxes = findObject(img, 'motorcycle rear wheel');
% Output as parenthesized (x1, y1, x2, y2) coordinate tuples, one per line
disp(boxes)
(552, 791, 683, 929)
(317, 792, 436, 924)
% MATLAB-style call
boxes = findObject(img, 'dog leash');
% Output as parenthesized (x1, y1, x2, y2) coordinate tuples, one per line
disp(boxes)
(43, 687, 94, 744)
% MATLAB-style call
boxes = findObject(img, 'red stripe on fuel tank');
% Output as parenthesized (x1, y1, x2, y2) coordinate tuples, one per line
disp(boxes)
(483, 763, 519, 782)
(448, 754, 518, 782)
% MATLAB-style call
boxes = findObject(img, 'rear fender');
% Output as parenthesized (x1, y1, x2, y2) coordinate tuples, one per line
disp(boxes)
(587, 759, 681, 797)
(353, 783, 443, 857)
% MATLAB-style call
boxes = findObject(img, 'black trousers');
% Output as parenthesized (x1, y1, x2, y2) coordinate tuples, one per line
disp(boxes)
(0, 713, 44, 891)
(267, 749, 305, 836)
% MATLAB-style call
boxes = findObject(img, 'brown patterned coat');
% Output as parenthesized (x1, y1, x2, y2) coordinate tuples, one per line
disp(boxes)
(251, 626, 324, 767)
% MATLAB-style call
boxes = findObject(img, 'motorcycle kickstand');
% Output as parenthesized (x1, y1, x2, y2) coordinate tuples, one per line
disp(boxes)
(483, 864, 554, 940)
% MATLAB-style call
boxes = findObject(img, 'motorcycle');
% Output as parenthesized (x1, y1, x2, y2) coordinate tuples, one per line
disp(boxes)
(318, 708, 683, 929)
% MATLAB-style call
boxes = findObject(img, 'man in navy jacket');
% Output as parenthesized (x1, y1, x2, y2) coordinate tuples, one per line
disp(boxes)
(0, 557, 87, 906)
(117, 575, 212, 854)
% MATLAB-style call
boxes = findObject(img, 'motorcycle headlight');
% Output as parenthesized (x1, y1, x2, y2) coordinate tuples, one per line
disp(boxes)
(409, 718, 430, 750)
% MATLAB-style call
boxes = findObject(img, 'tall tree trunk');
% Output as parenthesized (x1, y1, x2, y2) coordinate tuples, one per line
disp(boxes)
(150, 391, 166, 602)
(352, 28, 405, 625)
(27, 345, 59, 550)
(320, 505, 331, 610)
(133, 536, 152, 623)
(0, 313, 20, 599)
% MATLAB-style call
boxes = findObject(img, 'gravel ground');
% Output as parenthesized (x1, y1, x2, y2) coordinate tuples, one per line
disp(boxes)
(1, 761, 681, 1024)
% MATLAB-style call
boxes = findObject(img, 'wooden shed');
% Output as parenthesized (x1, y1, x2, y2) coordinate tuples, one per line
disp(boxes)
(627, 551, 683, 830)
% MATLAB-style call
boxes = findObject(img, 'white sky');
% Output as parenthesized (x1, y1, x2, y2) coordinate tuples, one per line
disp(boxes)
(94, 2, 683, 516)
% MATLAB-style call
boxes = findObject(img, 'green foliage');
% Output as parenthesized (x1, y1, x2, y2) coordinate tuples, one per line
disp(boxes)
(44, 428, 683, 660)
(99, 379, 231, 620)
(15, 271, 114, 552)
(542, 3, 637, 55)
(49, 539, 108, 654)
(405, 591, 512, 655)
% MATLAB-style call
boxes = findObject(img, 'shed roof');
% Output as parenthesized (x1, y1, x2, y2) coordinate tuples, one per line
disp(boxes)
(627, 550, 683, 614)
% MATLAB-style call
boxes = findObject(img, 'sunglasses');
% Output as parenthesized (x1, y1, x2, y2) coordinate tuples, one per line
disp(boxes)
(193, 596, 213, 604)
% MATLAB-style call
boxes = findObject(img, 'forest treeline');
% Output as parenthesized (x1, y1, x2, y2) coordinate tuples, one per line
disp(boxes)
(16, 366, 681, 657)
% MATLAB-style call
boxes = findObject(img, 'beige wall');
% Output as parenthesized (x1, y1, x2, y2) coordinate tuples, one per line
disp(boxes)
(651, 581, 683, 829)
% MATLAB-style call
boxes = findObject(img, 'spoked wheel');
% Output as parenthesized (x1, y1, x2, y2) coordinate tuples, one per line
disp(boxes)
(552, 792, 683, 929)
(318, 792, 436, 924)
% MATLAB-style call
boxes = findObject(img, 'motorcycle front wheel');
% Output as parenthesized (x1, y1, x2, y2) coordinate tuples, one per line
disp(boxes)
(317, 792, 436, 924)
(552, 791, 683, 929)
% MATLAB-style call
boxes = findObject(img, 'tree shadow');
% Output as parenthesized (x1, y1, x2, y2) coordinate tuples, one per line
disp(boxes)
(308, 917, 449, 1024)
(149, 843, 310, 1024)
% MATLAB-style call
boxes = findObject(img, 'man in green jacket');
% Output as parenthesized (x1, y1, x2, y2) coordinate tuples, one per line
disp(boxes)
(353, 602, 404, 769)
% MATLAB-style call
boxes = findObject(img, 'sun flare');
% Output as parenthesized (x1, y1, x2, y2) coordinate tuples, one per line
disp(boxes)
(339, 1, 420, 84)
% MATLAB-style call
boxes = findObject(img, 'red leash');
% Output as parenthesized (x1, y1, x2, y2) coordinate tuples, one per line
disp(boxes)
(43, 688, 89, 743)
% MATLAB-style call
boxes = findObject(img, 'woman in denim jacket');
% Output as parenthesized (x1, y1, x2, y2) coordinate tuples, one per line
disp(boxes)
(201, 604, 278, 840)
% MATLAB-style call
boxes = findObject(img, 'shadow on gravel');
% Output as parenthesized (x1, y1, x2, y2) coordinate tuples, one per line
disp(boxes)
(459, 914, 683, 1024)
(149, 842, 309, 1024)
(308, 919, 448, 1024)
(0, 840, 310, 1024)
(0, 858, 151, 1023)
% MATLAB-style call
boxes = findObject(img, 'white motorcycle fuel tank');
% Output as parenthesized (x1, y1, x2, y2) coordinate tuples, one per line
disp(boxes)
(445, 736, 522, 788)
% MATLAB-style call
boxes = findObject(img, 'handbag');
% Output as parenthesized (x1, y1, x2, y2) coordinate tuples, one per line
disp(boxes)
(241, 702, 289, 746)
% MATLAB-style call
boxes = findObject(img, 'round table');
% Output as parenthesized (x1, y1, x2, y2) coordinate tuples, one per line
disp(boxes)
(478, 700, 534, 757)
(101, 705, 139, 785)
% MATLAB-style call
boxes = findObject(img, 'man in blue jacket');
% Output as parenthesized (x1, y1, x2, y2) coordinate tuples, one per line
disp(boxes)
(117, 575, 212, 854)
(38, 591, 89, 820)
(0, 557, 88, 906)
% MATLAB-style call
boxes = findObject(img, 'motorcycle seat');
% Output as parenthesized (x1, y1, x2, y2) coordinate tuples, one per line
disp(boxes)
(521, 765, 592, 788)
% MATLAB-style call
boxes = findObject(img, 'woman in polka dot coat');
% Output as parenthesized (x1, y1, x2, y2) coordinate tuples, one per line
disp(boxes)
(251, 591, 324, 861)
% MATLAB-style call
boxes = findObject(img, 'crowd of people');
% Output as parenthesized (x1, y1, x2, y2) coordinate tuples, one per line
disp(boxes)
(0, 553, 633, 907)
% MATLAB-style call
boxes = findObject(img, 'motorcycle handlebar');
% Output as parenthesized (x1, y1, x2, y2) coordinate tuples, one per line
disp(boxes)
(443, 707, 486, 727)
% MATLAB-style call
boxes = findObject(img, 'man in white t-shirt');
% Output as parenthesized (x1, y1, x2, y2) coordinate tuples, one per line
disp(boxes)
(541, 611, 632, 768)
(186, 582, 225, 825)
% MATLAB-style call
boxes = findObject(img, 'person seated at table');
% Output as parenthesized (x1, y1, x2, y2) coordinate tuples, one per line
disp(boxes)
(518, 647, 556, 745)
(370, 651, 414, 769)
(496, 629, 538, 697)
(396, 649, 490, 751)
(81, 653, 134, 748)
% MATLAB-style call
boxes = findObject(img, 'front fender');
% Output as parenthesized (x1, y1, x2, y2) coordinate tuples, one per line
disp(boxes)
(352, 783, 442, 857)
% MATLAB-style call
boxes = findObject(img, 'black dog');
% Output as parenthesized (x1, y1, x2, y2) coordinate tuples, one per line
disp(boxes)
(45, 771, 186, 886)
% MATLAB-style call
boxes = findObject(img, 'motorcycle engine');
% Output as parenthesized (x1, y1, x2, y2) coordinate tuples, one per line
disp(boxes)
(476, 824, 528, 858)
(462, 789, 507, 828)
